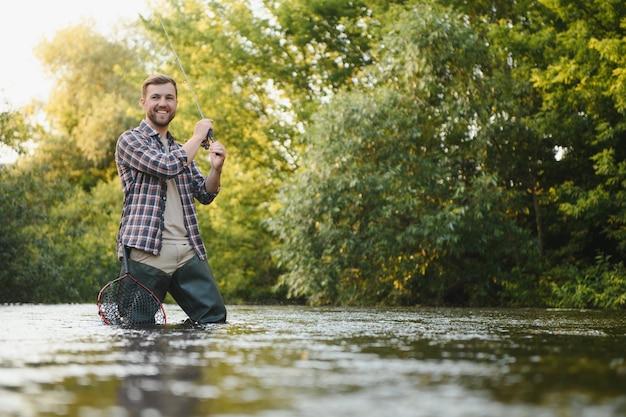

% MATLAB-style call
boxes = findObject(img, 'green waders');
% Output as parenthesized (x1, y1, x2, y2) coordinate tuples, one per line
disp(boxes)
(124, 256, 227, 324)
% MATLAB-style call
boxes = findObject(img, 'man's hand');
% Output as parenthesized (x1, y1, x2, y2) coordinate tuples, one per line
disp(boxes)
(208, 141, 226, 171)
(205, 140, 225, 193)
(193, 119, 214, 143)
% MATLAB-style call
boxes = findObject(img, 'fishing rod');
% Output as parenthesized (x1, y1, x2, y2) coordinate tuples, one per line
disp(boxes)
(157, 13, 214, 150)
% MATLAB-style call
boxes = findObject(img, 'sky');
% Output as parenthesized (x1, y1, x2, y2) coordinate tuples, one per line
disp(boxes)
(0, 0, 150, 163)
(0, 0, 150, 108)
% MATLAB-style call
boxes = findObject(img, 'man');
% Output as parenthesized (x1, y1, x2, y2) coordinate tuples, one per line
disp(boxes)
(115, 73, 227, 324)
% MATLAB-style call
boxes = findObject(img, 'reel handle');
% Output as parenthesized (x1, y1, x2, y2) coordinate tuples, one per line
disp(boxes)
(202, 129, 222, 157)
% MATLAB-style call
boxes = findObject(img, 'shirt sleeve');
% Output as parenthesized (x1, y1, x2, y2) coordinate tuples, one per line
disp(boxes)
(116, 129, 189, 180)
(189, 160, 219, 205)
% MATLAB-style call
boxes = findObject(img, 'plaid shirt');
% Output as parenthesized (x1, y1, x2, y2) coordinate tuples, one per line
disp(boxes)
(115, 120, 218, 260)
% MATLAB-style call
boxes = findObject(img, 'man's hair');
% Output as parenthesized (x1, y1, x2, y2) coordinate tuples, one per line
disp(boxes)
(142, 74, 178, 98)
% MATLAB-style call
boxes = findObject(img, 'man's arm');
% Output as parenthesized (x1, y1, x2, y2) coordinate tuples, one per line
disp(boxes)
(182, 118, 226, 194)
(204, 140, 226, 193)
(182, 119, 214, 164)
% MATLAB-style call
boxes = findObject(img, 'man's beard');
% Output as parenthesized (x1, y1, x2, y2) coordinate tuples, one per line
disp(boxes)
(147, 108, 176, 128)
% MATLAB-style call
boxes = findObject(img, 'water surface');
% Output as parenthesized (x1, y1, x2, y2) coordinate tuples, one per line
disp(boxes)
(1, 304, 625, 416)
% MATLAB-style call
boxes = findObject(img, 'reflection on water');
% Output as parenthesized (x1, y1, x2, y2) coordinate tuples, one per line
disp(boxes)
(0, 304, 625, 417)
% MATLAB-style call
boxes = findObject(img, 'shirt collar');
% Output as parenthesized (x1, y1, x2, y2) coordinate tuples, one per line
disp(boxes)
(139, 120, 174, 144)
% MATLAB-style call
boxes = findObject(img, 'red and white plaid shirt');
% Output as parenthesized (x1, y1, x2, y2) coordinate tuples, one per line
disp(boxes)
(115, 120, 218, 260)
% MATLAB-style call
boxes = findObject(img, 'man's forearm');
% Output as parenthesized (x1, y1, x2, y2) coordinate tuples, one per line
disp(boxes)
(205, 168, 221, 193)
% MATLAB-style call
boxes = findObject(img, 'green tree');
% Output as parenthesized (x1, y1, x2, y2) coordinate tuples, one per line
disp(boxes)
(35, 21, 147, 186)
(270, 1, 536, 306)
(0, 23, 149, 303)
(526, 0, 626, 307)
(141, 0, 387, 301)
(42, 178, 122, 301)
(5, 0, 623, 308)
(446, 0, 626, 307)
(0, 164, 71, 302)
(0, 159, 123, 302)
(0, 105, 52, 301)
(1, 107, 30, 156)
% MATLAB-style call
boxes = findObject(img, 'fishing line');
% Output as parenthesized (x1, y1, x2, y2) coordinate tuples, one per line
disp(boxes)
(157, 12, 214, 146)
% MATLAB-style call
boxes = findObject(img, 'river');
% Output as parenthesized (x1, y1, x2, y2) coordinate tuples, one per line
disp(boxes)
(1, 304, 625, 416)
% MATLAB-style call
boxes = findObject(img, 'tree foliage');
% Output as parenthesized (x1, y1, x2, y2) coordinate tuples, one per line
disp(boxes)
(35, 21, 147, 183)
(269, 1, 535, 306)
(1, 0, 625, 308)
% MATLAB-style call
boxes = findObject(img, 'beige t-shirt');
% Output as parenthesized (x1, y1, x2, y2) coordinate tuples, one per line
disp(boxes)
(161, 135, 189, 243)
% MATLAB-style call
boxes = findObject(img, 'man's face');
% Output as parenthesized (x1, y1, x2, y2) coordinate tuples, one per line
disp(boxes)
(141, 83, 178, 128)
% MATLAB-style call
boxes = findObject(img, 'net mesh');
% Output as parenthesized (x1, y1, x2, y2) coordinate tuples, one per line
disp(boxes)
(98, 275, 166, 326)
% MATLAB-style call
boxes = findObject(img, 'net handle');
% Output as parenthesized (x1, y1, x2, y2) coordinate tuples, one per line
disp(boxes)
(123, 246, 132, 276)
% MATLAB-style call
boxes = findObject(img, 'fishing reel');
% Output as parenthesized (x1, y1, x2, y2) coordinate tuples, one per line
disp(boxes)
(201, 129, 214, 150)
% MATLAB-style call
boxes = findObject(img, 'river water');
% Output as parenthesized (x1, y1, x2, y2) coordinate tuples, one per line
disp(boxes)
(0, 304, 625, 417)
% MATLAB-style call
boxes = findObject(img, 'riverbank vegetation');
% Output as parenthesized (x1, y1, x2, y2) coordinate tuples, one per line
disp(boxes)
(2, 0, 625, 308)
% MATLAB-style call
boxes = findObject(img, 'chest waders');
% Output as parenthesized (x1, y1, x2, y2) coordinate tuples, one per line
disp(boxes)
(125, 255, 227, 324)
